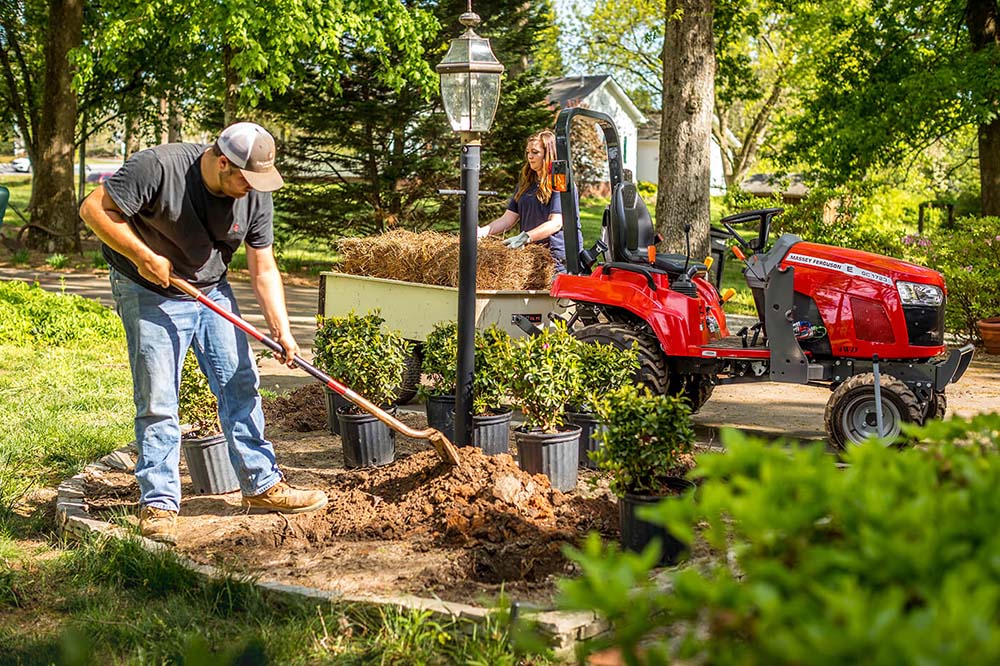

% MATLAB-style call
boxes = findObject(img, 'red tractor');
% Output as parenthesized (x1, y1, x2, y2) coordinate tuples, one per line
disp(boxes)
(546, 109, 973, 448)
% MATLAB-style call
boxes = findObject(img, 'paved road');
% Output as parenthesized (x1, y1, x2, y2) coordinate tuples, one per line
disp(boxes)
(0, 267, 320, 393)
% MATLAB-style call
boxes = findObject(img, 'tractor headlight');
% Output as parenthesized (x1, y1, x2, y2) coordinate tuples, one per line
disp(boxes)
(897, 281, 943, 307)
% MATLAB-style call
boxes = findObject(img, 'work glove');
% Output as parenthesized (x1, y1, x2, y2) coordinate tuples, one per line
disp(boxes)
(476, 225, 490, 239)
(503, 231, 531, 249)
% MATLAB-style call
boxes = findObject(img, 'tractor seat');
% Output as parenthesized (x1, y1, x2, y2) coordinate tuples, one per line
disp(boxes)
(606, 182, 707, 275)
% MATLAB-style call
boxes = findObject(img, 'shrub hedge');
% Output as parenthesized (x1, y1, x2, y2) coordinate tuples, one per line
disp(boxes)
(0, 280, 122, 346)
(561, 415, 1000, 665)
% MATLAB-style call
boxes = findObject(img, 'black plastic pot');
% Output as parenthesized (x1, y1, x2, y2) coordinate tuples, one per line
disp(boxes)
(324, 387, 352, 436)
(514, 425, 581, 492)
(181, 433, 240, 495)
(619, 477, 695, 566)
(472, 408, 513, 455)
(337, 410, 395, 468)
(566, 410, 605, 469)
(425, 394, 455, 444)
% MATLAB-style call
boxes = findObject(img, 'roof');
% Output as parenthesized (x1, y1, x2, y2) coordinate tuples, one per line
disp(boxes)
(547, 76, 646, 124)
(637, 114, 660, 141)
(547, 75, 610, 108)
(740, 174, 809, 199)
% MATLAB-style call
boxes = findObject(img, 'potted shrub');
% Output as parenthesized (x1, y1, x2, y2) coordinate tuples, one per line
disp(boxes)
(507, 323, 582, 491)
(179, 350, 239, 494)
(592, 384, 696, 565)
(566, 340, 639, 469)
(470, 325, 514, 455)
(312, 310, 411, 467)
(420, 321, 459, 443)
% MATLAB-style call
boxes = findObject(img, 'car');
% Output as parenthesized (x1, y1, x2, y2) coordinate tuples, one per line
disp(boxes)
(11, 157, 30, 173)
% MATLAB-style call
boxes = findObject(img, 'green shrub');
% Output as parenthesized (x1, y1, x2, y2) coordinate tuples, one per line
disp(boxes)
(421, 320, 458, 397)
(562, 416, 1000, 665)
(507, 323, 581, 432)
(906, 216, 1000, 340)
(567, 339, 639, 413)
(90, 251, 108, 269)
(312, 310, 411, 409)
(472, 325, 512, 416)
(591, 385, 694, 497)
(178, 350, 219, 438)
(636, 181, 657, 201)
(11, 249, 29, 265)
(45, 253, 68, 268)
(769, 186, 907, 258)
(0, 280, 123, 346)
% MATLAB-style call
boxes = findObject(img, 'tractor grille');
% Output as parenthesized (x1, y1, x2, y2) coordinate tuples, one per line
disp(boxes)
(904, 303, 945, 346)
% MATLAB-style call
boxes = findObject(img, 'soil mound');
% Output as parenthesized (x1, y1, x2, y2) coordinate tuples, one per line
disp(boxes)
(218, 447, 617, 585)
(263, 384, 327, 432)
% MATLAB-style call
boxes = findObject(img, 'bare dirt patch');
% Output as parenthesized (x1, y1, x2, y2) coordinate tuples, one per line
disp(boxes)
(84, 384, 619, 607)
(80, 354, 1000, 608)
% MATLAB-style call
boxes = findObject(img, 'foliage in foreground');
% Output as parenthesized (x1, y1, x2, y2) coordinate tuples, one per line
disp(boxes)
(0, 534, 548, 665)
(561, 415, 1000, 665)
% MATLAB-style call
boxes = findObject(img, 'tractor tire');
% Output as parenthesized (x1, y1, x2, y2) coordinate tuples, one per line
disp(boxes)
(924, 391, 947, 422)
(393, 345, 424, 405)
(824, 373, 923, 449)
(668, 374, 715, 414)
(573, 323, 669, 395)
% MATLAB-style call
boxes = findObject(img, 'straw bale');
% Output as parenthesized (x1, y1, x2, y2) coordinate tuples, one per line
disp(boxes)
(335, 230, 554, 290)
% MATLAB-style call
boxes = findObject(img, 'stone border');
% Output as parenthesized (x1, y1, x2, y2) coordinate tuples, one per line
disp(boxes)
(55, 445, 607, 658)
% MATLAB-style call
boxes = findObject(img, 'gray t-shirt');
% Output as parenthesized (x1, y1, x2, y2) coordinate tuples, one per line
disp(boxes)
(102, 143, 274, 296)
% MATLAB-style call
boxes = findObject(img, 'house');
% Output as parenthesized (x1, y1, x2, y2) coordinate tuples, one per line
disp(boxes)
(636, 114, 727, 193)
(547, 75, 645, 178)
(740, 173, 809, 203)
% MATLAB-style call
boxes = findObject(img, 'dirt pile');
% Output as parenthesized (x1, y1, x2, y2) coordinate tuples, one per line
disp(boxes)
(220, 446, 617, 585)
(263, 383, 328, 432)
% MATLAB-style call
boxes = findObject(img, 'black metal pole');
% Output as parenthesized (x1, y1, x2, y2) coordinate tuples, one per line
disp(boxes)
(455, 139, 480, 446)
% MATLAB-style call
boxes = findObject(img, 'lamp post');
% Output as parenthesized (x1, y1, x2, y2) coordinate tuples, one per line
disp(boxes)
(436, 4, 503, 446)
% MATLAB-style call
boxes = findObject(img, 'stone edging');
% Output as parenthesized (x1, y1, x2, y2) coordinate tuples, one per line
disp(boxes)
(55, 445, 607, 658)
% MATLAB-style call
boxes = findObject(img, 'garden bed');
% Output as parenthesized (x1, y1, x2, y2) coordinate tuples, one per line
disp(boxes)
(82, 385, 621, 607)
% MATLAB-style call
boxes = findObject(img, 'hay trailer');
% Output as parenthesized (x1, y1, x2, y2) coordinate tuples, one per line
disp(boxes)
(318, 271, 566, 403)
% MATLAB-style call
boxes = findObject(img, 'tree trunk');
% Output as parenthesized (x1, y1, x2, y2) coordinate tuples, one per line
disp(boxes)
(965, 0, 1000, 216)
(124, 112, 142, 159)
(168, 98, 183, 142)
(26, 0, 83, 253)
(223, 45, 238, 126)
(655, 0, 715, 261)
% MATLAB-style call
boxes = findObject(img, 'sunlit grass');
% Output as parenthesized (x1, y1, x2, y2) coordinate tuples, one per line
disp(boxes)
(0, 343, 133, 493)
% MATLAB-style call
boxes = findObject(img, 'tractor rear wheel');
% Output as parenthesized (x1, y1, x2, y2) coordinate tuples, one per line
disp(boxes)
(573, 323, 669, 395)
(824, 373, 922, 449)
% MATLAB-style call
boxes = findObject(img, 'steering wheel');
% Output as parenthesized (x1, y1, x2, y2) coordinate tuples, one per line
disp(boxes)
(722, 220, 750, 249)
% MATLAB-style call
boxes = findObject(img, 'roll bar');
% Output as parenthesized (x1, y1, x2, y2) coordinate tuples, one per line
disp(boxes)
(553, 108, 625, 275)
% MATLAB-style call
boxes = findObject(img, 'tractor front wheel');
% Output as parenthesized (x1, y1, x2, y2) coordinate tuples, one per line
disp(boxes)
(668, 374, 715, 413)
(824, 373, 922, 449)
(573, 323, 669, 395)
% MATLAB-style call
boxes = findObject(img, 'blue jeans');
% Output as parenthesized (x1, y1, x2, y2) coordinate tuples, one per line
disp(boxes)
(109, 268, 282, 512)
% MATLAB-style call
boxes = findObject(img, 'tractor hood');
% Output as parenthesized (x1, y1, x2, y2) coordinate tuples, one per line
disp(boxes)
(782, 241, 944, 287)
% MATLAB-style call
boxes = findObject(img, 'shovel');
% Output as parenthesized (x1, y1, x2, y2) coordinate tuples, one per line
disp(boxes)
(169, 276, 461, 466)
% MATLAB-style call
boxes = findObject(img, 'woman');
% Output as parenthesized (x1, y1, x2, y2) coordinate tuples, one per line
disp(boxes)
(478, 129, 581, 272)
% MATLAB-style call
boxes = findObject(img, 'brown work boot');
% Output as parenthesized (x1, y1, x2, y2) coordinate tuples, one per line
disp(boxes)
(139, 506, 177, 545)
(242, 481, 328, 514)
